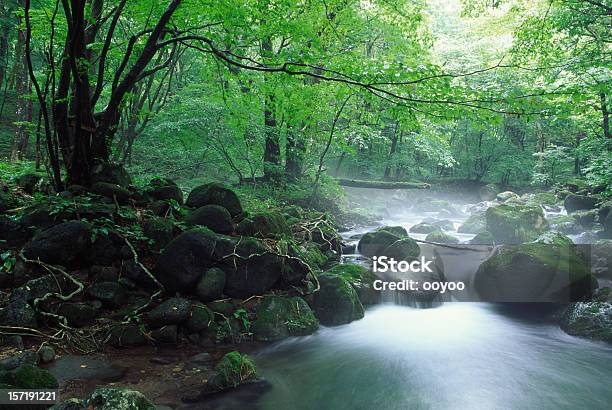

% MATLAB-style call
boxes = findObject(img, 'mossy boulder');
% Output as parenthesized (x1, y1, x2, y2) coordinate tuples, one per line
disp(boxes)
(377, 226, 408, 237)
(324, 264, 380, 305)
(186, 183, 243, 217)
(528, 192, 559, 206)
(185, 205, 234, 234)
(485, 204, 548, 244)
(195, 267, 226, 302)
(144, 297, 192, 327)
(252, 296, 318, 341)
(469, 231, 495, 245)
(564, 194, 599, 213)
(458, 212, 486, 234)
(534, 231, 574, 247)
(0, 364, 58, 389)
(185, 304, 215, 332)
(425, 231, 459, 244)
(548, 215, 580, 234)
(146, 178, 183, 204)
(22, 220, 92, 267)
(381, 238, 420, 261)
(208, 352, 257, 391)
(571, 209, 598, 228)
(474, 242, 594, 302)
(311, 273, 364, 326)
(301, 243, 328, 270)
(409, 222, 442, 234)
(357, 230, 402, 257)
(91, 182, 132, 204)
(16, 173, 43, 194)
(105, 324, 147, 347)
(143, 217, 175, 248)
(496, 191, 519, 202)
(560, 302, 612, 344)
(86, 388, 155, 410)
(236, 211, 290, 238)
(479, 183, 498, 201)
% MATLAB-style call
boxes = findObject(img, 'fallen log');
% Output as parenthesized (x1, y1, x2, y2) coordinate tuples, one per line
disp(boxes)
(335, 179, 430, 189)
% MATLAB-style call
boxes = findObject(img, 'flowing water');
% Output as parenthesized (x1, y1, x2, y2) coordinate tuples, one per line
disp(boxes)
(220, 187, 612, 410)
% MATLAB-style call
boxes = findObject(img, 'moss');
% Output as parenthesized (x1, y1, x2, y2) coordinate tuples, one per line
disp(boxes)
(470, 231, 495, 245)
(311, 273, 365, 325)
(532, 192, 559, 206)
(358, 230, 401, 257)
(237, 211, 291, 238)
(425, 231, 460, 244)
(252, 296, 319, 341)
(302, 243, 328, 269)
(12, 364, 58, 389)
(87, 388, 155, 410)
(382, 238, 420, 261)
(409, 223, 442, 234)
(324, 263, 380, 305)
(377, 226, 408, 237)
(458, 212, 486, 234)
(486, 204, 549, 243)
(534, 232, 573, 247)
(211, 351, 257, 390)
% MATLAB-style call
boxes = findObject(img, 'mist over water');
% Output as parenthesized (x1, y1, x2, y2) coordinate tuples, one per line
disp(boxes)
(224, 187, 612, 410)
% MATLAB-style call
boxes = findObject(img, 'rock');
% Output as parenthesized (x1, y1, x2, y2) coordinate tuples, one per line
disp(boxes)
(185, 304, 214, 332)
(88, 233, 123, 266)
(0, 189, 18, 213)
(195, 268, 226, 302)
(409, 222, 442, 234)
(496, 191, 519, 202)
(425, 231, 459, 244)
(186, 183, 243, 217)
(49, 398, 86, 410)
(381, 238, 421, 261)
(474, 242, 594, 302)
(3, 364, 59, 389)
(0, 351, 38, 370)
(106, 324, 146, 347)
(91, 182, 132, 204)
(0, 300, 37, 328)
(11, 274, 74, 303)
(548, 215, 580, 234)
(207, 352, 257, 391)
(145, 297, 192, 327)
(252, 296, 318, 341)
(38, 346, 56, 364)
(147, 179, 183, 204)
(143, 217, 175, 248)
(151, 325, 178, 344)
(324, 264, 380, 305)
(0, 335, 24, 349)
(598, 200, 612, 222)
(22, 221, 92, 267)
(57, 302, 99, 327)
(300, 243, 328, 269)
(91, 161, 132, 188)
(236, 211, 290, 238)
(311, 273, 364, 326)
(185, 205, 234, 234)
(16, 173, 43, 194)
(89, 265, 119, 282)
(485, 204, 548, 244)
(87, 282, 128, 309)
(377, 226, 408, 237)
(571, 209, 598, 228)
(155, 228, 234, 293)
(190, 352, 213, 366)
(85, 388, 156, 410)
(561, 301, 611, 344)
(357, 230, 402, 257)
(524, 192, 559, 206)
(479, 184, 498, 201)
(564, 194, 599, 213)
(412, 198, 459, 216)
(149, 200, 172, 217)
(534, 231, 574, 246)
(592, 240, 612, 278)
(604, 212, 612, 239)
(469, 231, 495, 245)
(458, 212, 487, 234)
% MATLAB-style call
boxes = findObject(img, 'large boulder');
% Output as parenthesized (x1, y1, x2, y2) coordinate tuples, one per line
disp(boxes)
(185, 205, 234, 234)
(496, 191, 519, 202)
(195, 267, 226, 302)
(142, 217, 175, 249)
(16, 173, 43, 194)
(564, 194, 599, 213)
(381, 238, 420, 262)
(469, 231, 495, 245)
(207, 352, 257, 391)
(147, 178, 183, 204)
(144, 297, 192, 328)
(154, 229, 234, 293)
(425, 231, 459, 244)
(561, 299, 611, 344)
(357, 230, 401, 258)
(252, 296, 319, 341)
(87, 282, 128, 309)
(458, 212, 486, 234)
(485, 204, 548, 244)
(91, 161, 132, 188)
(409, 222, 442, 234)
(91, 182, 131, 204)
(324, 264, 380, 305)
(22, 221, 92, 267)
(310, 273, 364, 326)
(0, 300, 37, 328)
(474, 242, 594, 302)
(186, 183, 243, 217)
(0, 364, 58, 389)
(236, 211, 291, 238)
(479, 184, 498, 201)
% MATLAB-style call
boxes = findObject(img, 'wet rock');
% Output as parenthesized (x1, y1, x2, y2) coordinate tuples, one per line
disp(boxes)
(22, 221, 92, 267)
(106, 324, 146, 347)
(86, 387, 155, 410)
(0, 300, 37, 328)
(425, 231, 459, 244)
(485, 204, 548, 244)
(151, 325, 178, 344)
(0, 351, 38, 370)
(252, 296, 318, 341)
(561, 301, 611, 344)
(409, 222, 442, 234)
(38, 346, 56, 364)
(145, 297, 192, 327)
(571, 209, 598, 228)
(357, 230, 402, 257)
(564, 194, 599, 213)
(186, 183, 243, 217)
(57, 302, 99, 327)
(91, 182, 132, 204)
(236, 211, 290, 238)
(469, 231, 495, 245)
(548, 215, 580, 235)
(311, 273, 364, 326)
(324, 264, 380, 305)
(195, 268, 226, 302)
(382, 238, 421, 261)
(185, 205, 234, 234)
(87, 282, 128, 309)
(474, 242, 594, 302)
(185, 304, 214, 332)
(207, 352, 257, 391)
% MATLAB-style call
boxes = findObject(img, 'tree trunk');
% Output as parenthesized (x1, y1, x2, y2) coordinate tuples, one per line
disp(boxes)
(11, 4, 29, 162)
(261, 37, 280, 181)
(601, 92, 610, 140)
(384, 121, 399, 180)
(285, 124, 305, 180)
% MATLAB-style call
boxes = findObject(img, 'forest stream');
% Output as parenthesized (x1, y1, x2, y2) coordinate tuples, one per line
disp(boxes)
(208, 187, 612, 410)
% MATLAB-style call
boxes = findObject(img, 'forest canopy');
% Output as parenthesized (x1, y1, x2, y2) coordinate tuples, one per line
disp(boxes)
(0, 0, 610, 195)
